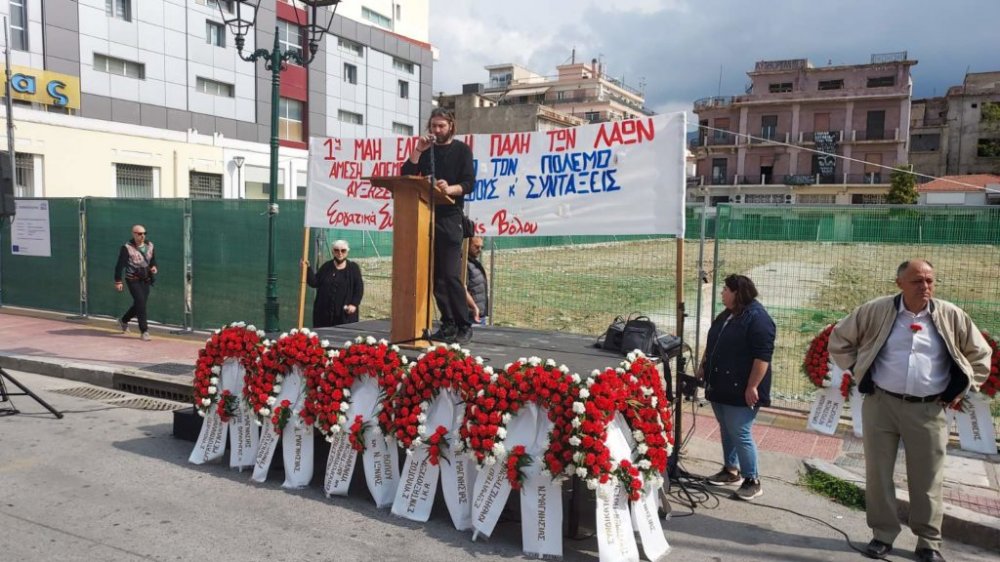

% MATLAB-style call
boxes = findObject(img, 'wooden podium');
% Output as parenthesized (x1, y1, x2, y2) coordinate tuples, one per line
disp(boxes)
(366, 175, 453, 346)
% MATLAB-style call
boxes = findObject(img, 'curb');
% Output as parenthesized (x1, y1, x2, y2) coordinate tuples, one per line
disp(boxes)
(803, 458, 1000, 551)
(0, 353, 192, 401)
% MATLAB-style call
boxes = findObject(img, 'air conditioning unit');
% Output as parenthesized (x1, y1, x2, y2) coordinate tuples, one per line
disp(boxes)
(732, 194, 743, 203)
(785, 194, 793, 204)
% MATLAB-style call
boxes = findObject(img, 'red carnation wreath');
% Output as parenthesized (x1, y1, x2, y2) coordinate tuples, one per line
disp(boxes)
(566, 367, 627, 491)
(192, 322, 265, 422)
(802, 324, 853, 399)
(245, 328, 329, 432)
(977, 330, 999, 398)
(461, 357, 579, 488)
(618, 352, 674, 493)
(392, 344, 488, 465)
(301, 336, 408, 448)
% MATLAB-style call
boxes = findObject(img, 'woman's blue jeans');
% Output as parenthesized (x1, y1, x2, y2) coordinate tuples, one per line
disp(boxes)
(711, 401, 760, 479)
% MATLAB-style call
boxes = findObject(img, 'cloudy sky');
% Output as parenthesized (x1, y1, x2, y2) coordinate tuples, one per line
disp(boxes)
(429, 0, 1000, 127)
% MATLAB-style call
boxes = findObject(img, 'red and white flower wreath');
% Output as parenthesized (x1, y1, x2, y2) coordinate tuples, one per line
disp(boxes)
(245, 328, 329, 432)
(301, 336, 408, 448)
(803, 324, 853, 399)
(566, 367, 627, 491)
(392, 343, 488, 465)
(192, 321, 265, 422)
(976, 330, 999, 399)
(461, 357, 579, 489)
(617, 351, 674, 495)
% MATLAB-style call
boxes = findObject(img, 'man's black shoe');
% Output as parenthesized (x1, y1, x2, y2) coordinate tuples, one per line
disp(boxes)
(430, 323, 457, 342)
(863, 539, 892, 559)
(455, 326, 473, 344)
(914, 548, 945, 562)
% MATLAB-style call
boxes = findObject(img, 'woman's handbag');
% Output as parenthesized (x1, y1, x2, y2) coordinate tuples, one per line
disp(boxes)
(596, 315, 626, 351)
(620, 315, 658, 355)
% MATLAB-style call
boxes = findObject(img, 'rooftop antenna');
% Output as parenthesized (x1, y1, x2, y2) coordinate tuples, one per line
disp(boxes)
(717, 64, 723, 97)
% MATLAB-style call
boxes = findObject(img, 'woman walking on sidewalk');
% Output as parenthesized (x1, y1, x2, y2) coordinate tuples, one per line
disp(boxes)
(114, 224, 157, 341)
(697, 273, 776, 501)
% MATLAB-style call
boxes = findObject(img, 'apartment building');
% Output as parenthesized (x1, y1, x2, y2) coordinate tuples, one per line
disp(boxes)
(910, 71, 1000, 180)
(0, 0, 431, 199)
(691, 53, 915, 205)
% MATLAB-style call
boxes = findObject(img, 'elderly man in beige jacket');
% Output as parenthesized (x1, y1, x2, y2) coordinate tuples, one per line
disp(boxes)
(828, 259, 990, 562)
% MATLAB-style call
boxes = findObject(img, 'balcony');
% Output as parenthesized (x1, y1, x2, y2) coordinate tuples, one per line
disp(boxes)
(853, 128, 900, 142)
(798, 131, 843, 144)
(845, 173, 884, 184)
(694, 96, 734, 111)
(707, 131, 737, 146)
(735, 175, 782, 185)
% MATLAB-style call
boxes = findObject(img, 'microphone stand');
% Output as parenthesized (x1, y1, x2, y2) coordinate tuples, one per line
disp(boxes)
(423, 138, 437, 342)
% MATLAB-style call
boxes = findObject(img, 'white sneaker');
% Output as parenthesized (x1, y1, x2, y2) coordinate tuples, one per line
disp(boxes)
(118, 319, 129, 333)
(140, 332, 151, 341)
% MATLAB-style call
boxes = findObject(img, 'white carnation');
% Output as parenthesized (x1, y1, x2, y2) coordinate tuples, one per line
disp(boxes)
(586, 479, 599, 490)
(366, 336, 377, 345)
(321, 339, 330, 348)
(200, 398, 211, 407)
(559, 365, 569, 373)
(272, 384, 281, 394)
(501, 413, 512, 424)
(330, 425, 342, 434)
(568, 436, 581, 446)
(571, 417, 582, 428)
(207, 386, 217, 395)
(579, 388, 590, 399)
(485, 456, 496, 466)
(545, 358, 556, 367)
(210, 366, 221, 375)
(572, 402, 586, 414)
(492, 442, 506, 456)
(575, 466, 588, 478)
(209, 376, 219, 385)
(275, 374, 284, 383)
(417, 413, 427, 423)
(632, 430, 645, 442)
(279, 332, 288, 339)
(637, 443, 649, 454)
(417, 425, 427, 435)
(339, 403, 350, 412)
(259, 407, 270, 416)
(496, 427, 507, 439)
(266, 396, 277, 406)
(626, 352, 637, 362)
(638, 459, 652, 470)
(197, 410, 206, 417)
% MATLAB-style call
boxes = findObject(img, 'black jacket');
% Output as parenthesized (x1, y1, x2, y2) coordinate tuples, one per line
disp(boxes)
(704, 300, 776, 407)
(400, 139, 475, 219)
(306, 260, 363, 327)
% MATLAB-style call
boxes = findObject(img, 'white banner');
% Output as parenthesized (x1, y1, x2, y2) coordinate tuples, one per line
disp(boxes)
(251, 418, 279, 483)
(306, 113, 687, 237)
(520, 405, 562, 557)
(279, 369, 312, 489)
(188, 408, 227, 465)
(471, 402, 538, 539)
(631, 483, 670, 561)
(363, 435, 400, 508)
(807, 384, 845, 435)
(596, 481, 640, 562)
(440, 389, 477, 530)
(849, 383, 864, 439)
(955, 393, 998, 455)
(391, 446, 440, 522)
(324, 432, 357, 497)
(220, 359, 259, 469)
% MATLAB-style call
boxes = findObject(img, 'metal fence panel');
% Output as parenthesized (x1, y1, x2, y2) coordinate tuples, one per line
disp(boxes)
(84, 198, 187, 326)
(0, 198, 81, 313)
(190, 200, 311, 330)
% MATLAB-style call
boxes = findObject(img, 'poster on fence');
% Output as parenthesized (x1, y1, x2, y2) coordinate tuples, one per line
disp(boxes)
(305, 112, 687, 237)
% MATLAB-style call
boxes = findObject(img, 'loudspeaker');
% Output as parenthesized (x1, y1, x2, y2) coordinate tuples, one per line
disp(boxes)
(0, 151, 15, 219)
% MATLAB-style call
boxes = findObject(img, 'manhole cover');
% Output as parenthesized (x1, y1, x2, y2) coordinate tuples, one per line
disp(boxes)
(143, 362, 195, 376)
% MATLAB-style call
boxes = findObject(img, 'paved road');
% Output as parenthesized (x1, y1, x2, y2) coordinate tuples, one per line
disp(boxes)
(0, 370, 993, 562)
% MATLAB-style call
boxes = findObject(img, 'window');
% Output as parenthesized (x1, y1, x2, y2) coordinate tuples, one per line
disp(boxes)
(395, 4, 402, 20)
(278, 20, 303, 60)
(398, 80, 409, 99)
(206, 0, 233, 12)
(392, 122, 413, 136)
(392, 58, 414, 74)
(14, 153, 34, 197)
(106, 0, 131, 21)
(10, 0, 27, 51)
(797, 194, 836, 204)
(343, 63, 357, 85)
(865, 110, 886, 140)
(555, 91, 566, 101)
(978, 138, 1000, 158)
(981, 102, 1000, 123)
(190, 172, 223, 199)
(362, 6, 391, 27)
(711, 158, 728, 185)
(744, 194, 788, 204)
(278, 98, 304, 141)
(760, 115, 777, 140)
(910, 133, 941, 152)
(818, 79, 844, 91)
(196, 77, 235, 97)
(584, 111, 601, 123)
(852, 194, 887, 204)
(116, 164, 154, 198)
(338, 109, 363, 125)
(338, 38, 363, 57)
(866, 76, 895, 88)
(206, 21, 225, 47)
(768, 82, 792, 93)
(94, 54, 145, 79)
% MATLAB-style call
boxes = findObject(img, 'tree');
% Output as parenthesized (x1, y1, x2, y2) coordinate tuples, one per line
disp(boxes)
(887, 165, 918, 204)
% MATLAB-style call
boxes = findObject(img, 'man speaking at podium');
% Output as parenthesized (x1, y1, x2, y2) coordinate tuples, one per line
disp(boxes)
(402, 108, 476, 344)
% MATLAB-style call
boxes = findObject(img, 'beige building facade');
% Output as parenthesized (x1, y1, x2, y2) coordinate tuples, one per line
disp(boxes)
(691, 53, 915, 205)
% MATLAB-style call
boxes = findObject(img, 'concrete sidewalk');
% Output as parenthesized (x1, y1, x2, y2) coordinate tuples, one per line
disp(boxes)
(1, 307, 998, 551)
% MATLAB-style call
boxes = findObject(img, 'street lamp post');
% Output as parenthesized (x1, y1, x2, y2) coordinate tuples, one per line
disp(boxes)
(233, 155, 245, 198)
(217, 0, 341, 334)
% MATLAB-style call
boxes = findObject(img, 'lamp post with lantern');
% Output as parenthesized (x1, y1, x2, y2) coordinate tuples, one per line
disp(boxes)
(216, 0, 342, 334)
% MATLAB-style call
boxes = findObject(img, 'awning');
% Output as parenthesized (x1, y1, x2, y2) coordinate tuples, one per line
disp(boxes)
(506, 86, 551, 97)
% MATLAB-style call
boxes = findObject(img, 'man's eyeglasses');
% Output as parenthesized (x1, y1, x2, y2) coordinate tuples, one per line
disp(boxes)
(332, 249, 347, 254)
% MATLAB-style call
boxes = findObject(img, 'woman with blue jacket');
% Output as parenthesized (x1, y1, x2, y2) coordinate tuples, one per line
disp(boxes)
(697, 274, 776, 500)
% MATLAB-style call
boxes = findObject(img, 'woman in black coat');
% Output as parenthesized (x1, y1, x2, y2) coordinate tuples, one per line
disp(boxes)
(302, 240, 364, 327)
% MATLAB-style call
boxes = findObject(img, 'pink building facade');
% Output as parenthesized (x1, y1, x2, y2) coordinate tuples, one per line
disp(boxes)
(691, 53, 915, 205)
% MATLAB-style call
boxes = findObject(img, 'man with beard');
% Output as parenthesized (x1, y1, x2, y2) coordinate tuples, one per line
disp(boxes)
(465, 236, 489, 325)
(302, 240, 364, 327)
(401, 108, 475, 344)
